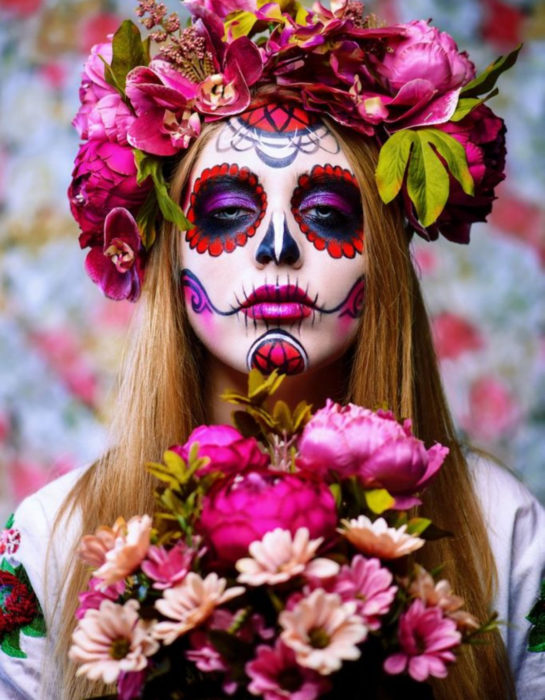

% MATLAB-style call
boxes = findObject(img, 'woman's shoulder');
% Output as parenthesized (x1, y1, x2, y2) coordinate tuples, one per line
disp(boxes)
(467, 451, 545, 698)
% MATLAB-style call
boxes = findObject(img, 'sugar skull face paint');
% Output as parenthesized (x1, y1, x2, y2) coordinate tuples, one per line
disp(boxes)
(180, 103, 365, 376)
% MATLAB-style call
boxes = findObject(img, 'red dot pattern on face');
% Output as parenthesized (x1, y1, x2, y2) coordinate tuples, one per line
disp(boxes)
(238, 103, 318, 134)
(251, 337, 307, 375)
(291, 164, 364, 259)
(186, 163, 267, 256)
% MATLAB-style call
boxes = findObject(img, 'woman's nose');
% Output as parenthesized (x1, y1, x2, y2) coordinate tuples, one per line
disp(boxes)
(255, 212, 301, 266)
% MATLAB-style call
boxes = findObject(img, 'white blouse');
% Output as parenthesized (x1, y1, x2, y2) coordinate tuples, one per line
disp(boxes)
(0, 457, 544, 699)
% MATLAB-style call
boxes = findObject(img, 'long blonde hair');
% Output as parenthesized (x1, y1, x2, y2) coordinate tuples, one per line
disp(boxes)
(49, 118, 515, 699)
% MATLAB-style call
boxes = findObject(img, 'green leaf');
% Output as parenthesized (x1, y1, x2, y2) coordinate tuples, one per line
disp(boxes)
(329, 482, 342, 509)
(109, 20, 148, 95)
(364, 488, 395, 514)
(406, 131, 450, 226)
(424, 130, 474, 195)
(232, 410, 262, 437)
(451, 90, 498, 122)
(292, 401, 313, 432)
(21, 614, 46, 638)
(4, 513, 14, 529)
(136, 188, 159, 249)
(528, 626, 545, 653)
(248, 370, 285, 404)
(376, 130, 415, 204)
(224, 11, 259, 38)
(0, 558, 16, 574)
(461, 44, 522, 98)
(406, 517, 432, 536)
(133, 150, 191, 231)
(1, 629, 25, 658)
(272, 400, 292, 432)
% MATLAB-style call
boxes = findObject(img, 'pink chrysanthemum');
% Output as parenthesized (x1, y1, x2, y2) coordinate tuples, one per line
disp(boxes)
(141, 539, 197, 590)
(279, 588, 367, 675)
(236, 527, 339, 586)
(69, 599, 158, 684)
(333, 555, 397, 630)
(246, 639, 331, 699)
(153, 572, 245, 645)
(384, 599, 462, 681)
(339, 516, 424, 559)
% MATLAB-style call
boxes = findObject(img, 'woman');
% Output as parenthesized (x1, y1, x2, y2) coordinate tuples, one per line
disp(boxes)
(0, 1, 544, 698)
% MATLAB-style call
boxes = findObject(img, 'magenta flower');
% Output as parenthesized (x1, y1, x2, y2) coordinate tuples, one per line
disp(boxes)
(246, 640, 331, 700)
(85, 207, 145, 302)
(423, 105, 506, 244)
(378, 20, 475, 129)
(68, 140, 151, 247)
(76, 577, 125, 620)
(198, 470, 337, 566)
(297, 401, 447, 505)
(333, 555, 397, 630)
(72, 41, 116, 139)
(118, 669, 147, 700)
(384, 599, 461, 681)
(141, 540, 197, 589)
(171, 424, 269, 476)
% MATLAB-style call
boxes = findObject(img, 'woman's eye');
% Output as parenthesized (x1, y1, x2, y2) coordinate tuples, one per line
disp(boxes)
(302, 205, 345, 225)
(211, 206, 255, 221)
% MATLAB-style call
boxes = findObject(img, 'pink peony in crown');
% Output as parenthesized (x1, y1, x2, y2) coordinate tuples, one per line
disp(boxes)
(68, 0, 519, 301)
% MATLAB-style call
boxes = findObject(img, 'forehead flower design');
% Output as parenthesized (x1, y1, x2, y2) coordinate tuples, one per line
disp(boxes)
(68, 0, 519, 301)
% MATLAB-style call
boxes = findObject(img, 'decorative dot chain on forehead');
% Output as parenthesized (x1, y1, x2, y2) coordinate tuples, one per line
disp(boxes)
(68, 0, 520, 302)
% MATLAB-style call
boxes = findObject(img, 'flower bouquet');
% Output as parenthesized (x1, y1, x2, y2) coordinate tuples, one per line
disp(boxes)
(70, 371, 496, 699)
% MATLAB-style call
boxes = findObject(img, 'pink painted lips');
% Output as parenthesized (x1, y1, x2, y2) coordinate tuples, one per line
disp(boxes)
(240, 285, 314, 321)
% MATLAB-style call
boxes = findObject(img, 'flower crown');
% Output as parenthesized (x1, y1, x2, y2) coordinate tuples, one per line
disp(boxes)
(68, 0, 519, 302)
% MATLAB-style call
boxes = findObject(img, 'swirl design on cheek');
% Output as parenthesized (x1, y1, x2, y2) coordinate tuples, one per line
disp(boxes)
(291, 164, 364, 259)
(247, 330, 308, 375)
(185, 163, 267, 256)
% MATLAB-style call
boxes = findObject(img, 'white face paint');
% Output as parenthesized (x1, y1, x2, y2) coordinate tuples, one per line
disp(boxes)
(180, 104, 365, 376)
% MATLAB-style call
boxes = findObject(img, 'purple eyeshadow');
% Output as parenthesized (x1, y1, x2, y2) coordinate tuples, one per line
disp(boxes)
(299, 191, 354, 215)
(201, 190, 258, 215)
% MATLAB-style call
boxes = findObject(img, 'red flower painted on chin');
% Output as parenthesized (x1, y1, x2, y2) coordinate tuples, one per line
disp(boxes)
(84, 208, 144, 302)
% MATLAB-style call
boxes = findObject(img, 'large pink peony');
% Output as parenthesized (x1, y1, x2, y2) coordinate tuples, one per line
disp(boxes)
(297, 401, 448, 507)
(171, 424, 269, 476)
(73, 40, 135, 145)
(198, 470, 337, 566)
(68, 140, 152, 248)
(378, 20, 475, 129)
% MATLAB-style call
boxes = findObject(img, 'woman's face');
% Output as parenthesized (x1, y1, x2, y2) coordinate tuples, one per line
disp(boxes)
(180, 103, 365, 376)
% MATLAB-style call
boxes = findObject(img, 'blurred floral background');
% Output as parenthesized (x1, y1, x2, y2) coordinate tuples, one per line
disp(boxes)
(0, 0, 544, 521)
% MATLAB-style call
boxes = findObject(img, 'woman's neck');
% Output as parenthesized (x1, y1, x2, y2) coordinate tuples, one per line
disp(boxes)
(204, 355, 350, 425)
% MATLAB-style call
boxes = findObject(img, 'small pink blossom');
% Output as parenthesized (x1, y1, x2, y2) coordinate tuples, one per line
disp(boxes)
(333, 555, 397, 630)
(0, 528, 21, 557)
(236, 528, 339, 586)
(79, 515, 152, 587)
(384, 599, 461, 681)
(69, 599, 159, 684)
(432, 312, 484, 360)
(246, 640, 331, 699)
(76, 577, 125, 620)
(279, 589, 367, 675)
(339, 516, 425, 559)
(153, 572, 245, 645)
(141, 540, 197, 589)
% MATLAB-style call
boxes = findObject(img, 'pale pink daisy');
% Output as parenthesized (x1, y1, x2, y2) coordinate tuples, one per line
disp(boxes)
(333, 555, 397, 630)
(153, 572, 245, 645)
(69, 599, 158, 684)
(339, 516, 424, 559)
(78, 516, 126, 568)
(92, 514, 152, 586)
(236, 528, 339, 586)
(279, 588, 368, 675)
(409, 565, 479, 630)
(246, 640, 331, 699)
(384, 599, 462, 681)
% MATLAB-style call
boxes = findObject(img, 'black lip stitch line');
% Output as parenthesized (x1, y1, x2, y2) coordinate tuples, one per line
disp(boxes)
(181, 269, 364, 320)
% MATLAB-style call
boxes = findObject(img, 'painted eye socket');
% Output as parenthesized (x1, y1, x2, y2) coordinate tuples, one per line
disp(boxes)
(291, 165, 364, 259)
(185, 164, 267, 256)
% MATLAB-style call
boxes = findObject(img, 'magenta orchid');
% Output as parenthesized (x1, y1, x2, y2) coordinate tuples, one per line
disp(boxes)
(84, 207, 145, 302)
